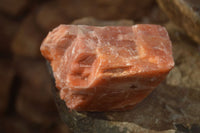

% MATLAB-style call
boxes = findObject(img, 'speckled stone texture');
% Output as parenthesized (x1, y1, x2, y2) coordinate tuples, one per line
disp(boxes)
(41, 24, 174, 111)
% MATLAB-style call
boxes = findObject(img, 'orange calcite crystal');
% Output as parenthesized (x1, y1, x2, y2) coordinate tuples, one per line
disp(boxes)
(40, 25, 174, 111)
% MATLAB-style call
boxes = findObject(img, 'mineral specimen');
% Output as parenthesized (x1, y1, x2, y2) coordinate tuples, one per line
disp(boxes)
(41, 24, 174, 111)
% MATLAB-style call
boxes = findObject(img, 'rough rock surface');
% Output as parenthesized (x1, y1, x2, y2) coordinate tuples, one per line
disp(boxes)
(157, 0, 200, 45)
(47, 19, 200, 133)
(41, 24, 174, 111)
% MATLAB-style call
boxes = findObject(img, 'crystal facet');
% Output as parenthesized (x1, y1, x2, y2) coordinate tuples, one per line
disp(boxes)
(41, 25, 174, 111)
